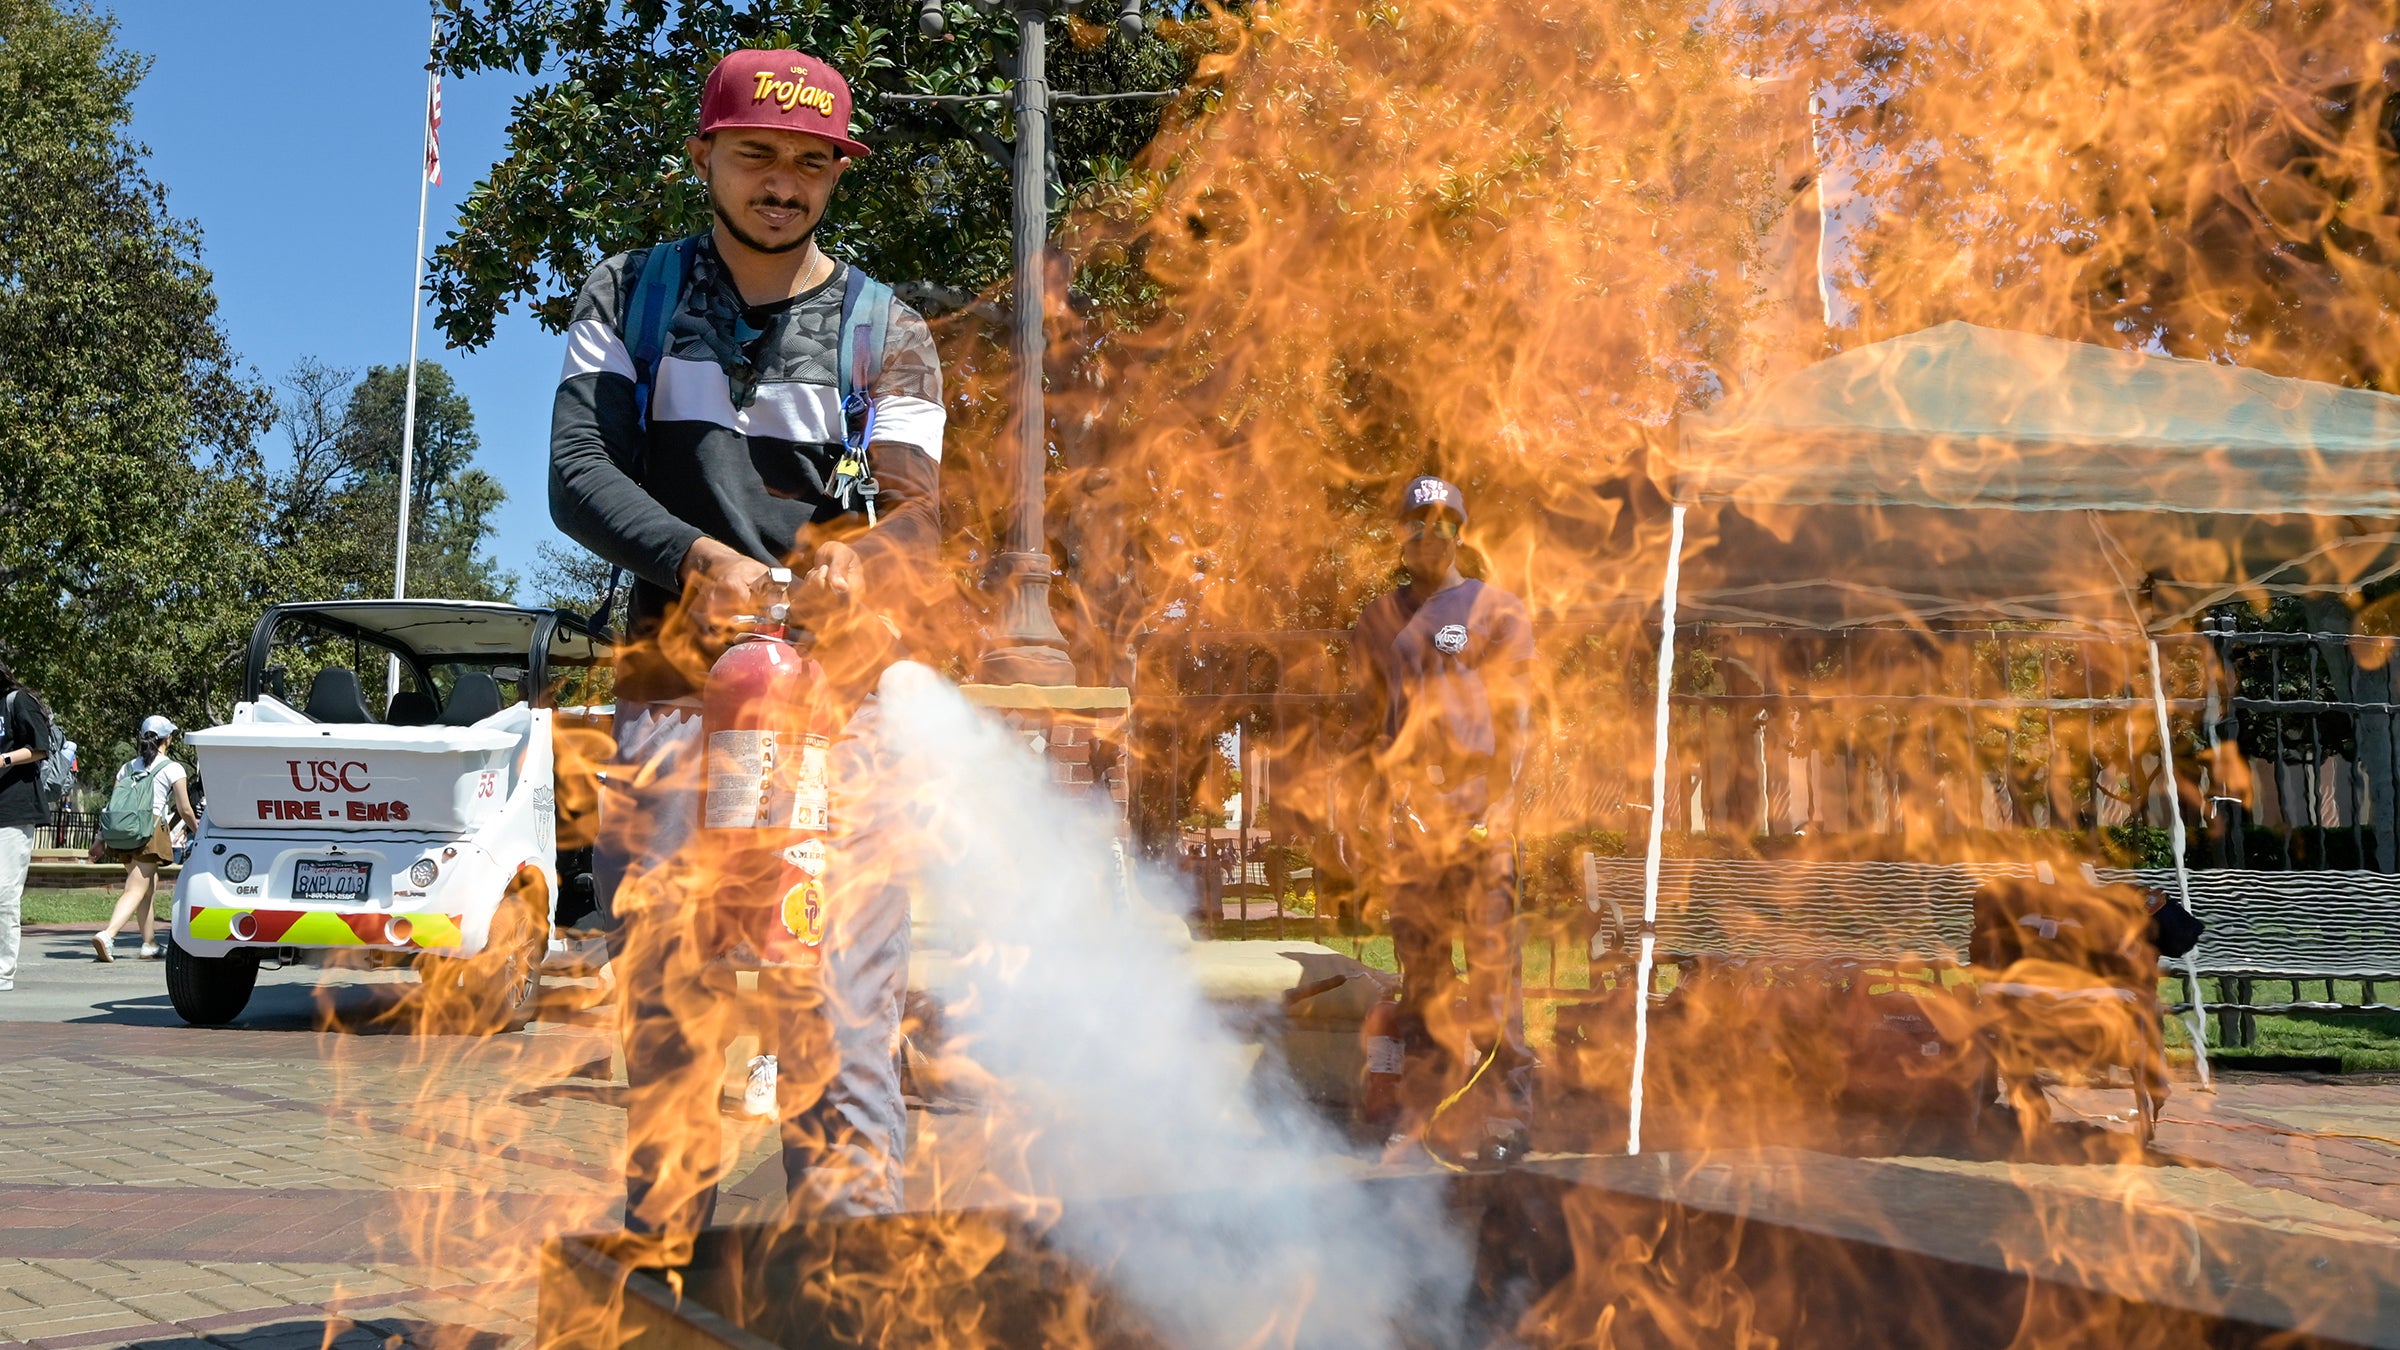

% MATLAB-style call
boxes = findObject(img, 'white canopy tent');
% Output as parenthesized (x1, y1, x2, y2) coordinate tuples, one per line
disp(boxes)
(1620, 322, 2400, 1151)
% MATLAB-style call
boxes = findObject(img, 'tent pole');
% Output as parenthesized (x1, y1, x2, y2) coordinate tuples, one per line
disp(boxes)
(1627, 502, 1687, 1156)
(2147, 636, 2215, 1091)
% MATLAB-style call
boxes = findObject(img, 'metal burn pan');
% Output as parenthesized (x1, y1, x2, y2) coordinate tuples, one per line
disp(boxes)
(539, 1157, 2400, 1349)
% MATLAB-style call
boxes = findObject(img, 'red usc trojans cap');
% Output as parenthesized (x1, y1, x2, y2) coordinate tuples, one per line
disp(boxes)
(697, 49, 872, 158)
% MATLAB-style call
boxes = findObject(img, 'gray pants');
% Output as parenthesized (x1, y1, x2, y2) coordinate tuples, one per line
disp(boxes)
(601, 698, 909, 1229)
(0, 824, 28, 989)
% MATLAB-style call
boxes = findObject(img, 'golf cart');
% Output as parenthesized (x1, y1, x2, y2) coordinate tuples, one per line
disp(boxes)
(167, 600, 613, 1030)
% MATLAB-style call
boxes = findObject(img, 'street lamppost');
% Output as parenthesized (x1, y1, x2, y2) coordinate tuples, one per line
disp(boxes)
(901, 0, 1158, 687)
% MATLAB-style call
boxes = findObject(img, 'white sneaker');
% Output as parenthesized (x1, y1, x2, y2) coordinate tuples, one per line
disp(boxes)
(742, 1054, 778, 1118)
(90, 934, 114, 962)
(138, 944, 162, 960)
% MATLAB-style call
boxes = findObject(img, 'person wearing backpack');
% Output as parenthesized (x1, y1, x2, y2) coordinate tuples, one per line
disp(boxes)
(91, 716, 196, 961)
(0, 657, 61, 993)
(549, 49, 944, 1237)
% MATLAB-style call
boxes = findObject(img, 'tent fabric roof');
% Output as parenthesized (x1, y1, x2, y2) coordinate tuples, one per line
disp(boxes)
(1675, 322, 2400, 518)
(1658, 324, 2400, 632)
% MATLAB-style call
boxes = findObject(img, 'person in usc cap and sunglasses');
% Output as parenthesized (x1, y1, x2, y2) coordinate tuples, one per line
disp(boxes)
(1346, 476, 1537, 1168)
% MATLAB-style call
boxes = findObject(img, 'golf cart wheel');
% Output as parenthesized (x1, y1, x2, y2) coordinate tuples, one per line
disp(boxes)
(419, 869, 547, 1034)
(165, 939, 260, 1026)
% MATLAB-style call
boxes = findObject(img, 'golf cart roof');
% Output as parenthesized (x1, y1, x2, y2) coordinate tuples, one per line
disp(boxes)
(260, 600, 612, 662)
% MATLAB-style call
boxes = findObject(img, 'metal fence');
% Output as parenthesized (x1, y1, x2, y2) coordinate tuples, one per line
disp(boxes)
(35, 808, 99, 853)
(1654, 621, 2400, 875)
(1128, 619, 2400, 1013)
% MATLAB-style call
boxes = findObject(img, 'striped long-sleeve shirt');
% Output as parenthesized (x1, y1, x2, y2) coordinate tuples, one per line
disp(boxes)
(548, 235, 944, 701)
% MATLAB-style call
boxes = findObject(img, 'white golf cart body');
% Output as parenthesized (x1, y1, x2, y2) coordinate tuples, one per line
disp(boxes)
(172, 601, 610, 969)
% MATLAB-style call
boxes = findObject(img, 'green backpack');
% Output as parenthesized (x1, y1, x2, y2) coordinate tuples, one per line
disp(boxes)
(100, 757, 169, 850)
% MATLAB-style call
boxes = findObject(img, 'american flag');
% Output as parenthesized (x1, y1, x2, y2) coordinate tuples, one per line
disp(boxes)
(424, 73, 444, 186)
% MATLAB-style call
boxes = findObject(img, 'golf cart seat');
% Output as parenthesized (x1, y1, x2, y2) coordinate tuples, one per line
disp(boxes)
(385, 690, 438, 726)
(304, 667, 374, 724)
(442, 671, 504, 726)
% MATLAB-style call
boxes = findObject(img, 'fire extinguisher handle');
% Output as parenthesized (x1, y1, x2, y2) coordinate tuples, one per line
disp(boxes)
(756, 567, 795, 623)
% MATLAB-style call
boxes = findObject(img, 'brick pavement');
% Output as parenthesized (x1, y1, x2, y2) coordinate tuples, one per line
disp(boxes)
(0, 1258, 529, 1349)
(2142, 1072, 2400, 1226)
(7, 947, 2399, 1346)
(0, 1003, 716, 1348)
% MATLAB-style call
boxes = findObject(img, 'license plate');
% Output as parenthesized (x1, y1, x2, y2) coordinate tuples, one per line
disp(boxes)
(293, 859, 372, 902)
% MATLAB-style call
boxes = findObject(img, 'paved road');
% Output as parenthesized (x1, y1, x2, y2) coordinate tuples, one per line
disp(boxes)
(0, 928, 417, 1029)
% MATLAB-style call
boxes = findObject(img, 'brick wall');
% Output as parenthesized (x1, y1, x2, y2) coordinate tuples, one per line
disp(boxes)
(987, 705, 1130, 829)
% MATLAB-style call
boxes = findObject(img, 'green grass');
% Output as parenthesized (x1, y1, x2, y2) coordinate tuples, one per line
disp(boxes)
(1315, 935, 1398, 974)
(19, 887, 161, 925)
(2150, 978, 2400, 1071)
(2221, 1013, 2400, 1071)
(1217, 932, 2400, 1072)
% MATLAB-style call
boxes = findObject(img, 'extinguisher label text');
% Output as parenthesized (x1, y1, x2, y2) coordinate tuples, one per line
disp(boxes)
(705, 730, 774, 829)
(791, 739, 829, 830)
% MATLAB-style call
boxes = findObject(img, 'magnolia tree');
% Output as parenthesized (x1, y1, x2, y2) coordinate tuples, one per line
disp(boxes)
(429, 0, 1203, 347)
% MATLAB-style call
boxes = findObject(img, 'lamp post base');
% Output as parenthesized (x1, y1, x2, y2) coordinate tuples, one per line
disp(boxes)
(976, 644, 1078, 686)
(982, 549, 1077, 686)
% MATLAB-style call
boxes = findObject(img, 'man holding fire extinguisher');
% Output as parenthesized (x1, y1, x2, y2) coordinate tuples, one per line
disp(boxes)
(549, 48, 944, 1233)
(1347, 476, 1537, 1169)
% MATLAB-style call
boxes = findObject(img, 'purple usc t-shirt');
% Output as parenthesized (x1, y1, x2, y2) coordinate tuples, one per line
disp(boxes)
(1351, 578, 1535, 770)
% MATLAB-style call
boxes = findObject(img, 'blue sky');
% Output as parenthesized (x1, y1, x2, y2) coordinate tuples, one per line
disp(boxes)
(112, 1, 564, 599)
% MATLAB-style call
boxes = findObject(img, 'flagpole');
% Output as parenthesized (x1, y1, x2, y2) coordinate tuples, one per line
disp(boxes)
(395, 11, 436, 606)
(389, 11, 438, 705)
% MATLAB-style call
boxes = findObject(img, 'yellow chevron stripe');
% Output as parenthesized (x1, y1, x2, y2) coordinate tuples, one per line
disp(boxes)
(186, 908, 467, 950)
(406, 913, 464, 949)
(281, 912, 364, 946)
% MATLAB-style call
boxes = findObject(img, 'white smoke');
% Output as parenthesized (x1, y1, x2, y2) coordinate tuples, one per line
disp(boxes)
(875, 662, 1470, 1349)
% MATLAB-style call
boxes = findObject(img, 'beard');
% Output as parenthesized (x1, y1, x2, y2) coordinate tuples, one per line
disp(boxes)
(711, 182, 818, 256)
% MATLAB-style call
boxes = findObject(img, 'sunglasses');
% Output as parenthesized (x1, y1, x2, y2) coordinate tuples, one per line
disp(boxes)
(1401, 519, 1461, 541)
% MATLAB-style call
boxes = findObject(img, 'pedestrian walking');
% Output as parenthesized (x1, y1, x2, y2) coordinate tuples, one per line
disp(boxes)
(91, 716, 196, 961)
(1348, 476, 1537, 1169)
(0, 658, 60, 993)
(550, 47, 944, 1239)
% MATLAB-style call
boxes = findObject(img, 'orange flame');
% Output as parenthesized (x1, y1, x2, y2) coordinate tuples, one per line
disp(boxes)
(299, 2, 2400, 1344)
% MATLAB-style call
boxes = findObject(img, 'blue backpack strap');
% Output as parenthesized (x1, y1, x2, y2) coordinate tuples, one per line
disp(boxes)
(623, 235, 701, 430)
(837, 265, 892, 403)
(832, 265, 894, 523)
(605, 235, 699, 600)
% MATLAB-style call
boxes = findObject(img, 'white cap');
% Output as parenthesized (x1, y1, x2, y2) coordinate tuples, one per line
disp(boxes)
(140, 714, 177, 739)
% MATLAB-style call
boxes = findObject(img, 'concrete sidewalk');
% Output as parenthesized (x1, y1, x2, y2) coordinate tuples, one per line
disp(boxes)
(0, 927, 417, 1029)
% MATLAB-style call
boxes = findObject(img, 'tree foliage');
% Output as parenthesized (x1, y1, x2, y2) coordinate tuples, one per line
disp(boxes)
(0, 0, 273, 766)
(248, 359, 513, 603)
(431, 0, 1203, 349)
(0, 2, 517, 768)
(255, 359, 516, 606)
(334, 362, 516, 603)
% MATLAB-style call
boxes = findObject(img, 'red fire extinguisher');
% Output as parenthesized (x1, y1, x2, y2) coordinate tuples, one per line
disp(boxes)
(1359, 994, 1405, 1135)
(700, 568, 840, 967)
